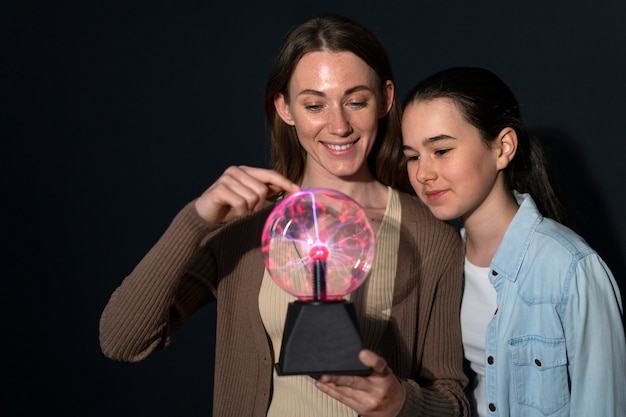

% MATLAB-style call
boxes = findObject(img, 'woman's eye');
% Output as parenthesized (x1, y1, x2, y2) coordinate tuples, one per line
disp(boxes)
(348, 101, 367, 109)
(404, 154, 420, 162)
(305, 104, 323, 112)
(435, 148, 450, 156)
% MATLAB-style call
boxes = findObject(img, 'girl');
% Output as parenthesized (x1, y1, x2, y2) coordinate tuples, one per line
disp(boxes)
(401, 66, 625, 417)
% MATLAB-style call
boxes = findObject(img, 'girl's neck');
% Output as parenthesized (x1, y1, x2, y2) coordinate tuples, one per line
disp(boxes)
(463, 190, 519, 267)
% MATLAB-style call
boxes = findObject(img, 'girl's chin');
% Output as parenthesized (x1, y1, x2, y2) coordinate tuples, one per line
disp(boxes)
(425, 207, 458, 222)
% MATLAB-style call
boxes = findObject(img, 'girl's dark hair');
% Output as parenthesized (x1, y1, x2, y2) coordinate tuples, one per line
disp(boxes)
(264, 14, 406, 190)
(403, 66, 571, 225)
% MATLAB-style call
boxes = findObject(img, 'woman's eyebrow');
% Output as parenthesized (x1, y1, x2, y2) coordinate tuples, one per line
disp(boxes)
(296, 85, 372, 98)
(345, 85, 372, 95)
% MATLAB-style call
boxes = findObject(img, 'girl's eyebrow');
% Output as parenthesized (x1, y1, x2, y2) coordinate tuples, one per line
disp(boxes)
(402, 134, 455, 152)
(423, 134, 455, 145)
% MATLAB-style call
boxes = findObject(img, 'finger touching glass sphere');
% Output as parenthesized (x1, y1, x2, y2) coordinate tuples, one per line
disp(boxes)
(261, 188, 376, 301)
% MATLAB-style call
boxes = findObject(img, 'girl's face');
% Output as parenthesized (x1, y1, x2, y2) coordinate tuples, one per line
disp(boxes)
(401, 98, 509, 222)
(274, 50, 393, 184)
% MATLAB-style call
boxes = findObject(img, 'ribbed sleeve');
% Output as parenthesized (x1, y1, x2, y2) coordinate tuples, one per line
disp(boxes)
(99, 201, 218, 362)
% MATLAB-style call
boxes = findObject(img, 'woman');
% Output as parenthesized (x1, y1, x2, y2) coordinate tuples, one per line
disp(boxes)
(100, 15, 468, 417)
(401, 66, 626, 416)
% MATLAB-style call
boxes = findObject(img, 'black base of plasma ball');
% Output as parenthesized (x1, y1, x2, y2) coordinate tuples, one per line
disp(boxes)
(275, 300, 372, 378)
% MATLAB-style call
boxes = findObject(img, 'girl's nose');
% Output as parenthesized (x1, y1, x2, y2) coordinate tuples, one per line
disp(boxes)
(415, 158, 436, 183)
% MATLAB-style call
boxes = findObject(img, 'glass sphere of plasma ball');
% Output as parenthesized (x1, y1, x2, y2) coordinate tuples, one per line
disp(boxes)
(261, 188, 376, 301)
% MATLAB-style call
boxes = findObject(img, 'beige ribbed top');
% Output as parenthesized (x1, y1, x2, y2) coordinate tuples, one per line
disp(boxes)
(259, 188, 401, 416)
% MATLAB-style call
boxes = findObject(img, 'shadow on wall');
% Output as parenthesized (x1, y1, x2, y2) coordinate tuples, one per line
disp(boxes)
(535, 127, 626, 319)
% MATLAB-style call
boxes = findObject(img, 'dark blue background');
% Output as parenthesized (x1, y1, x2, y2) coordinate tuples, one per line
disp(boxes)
(3, 1, 625, 415)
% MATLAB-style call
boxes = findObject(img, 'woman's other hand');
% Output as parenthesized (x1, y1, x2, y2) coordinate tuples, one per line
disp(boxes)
(315, 349, 405, 417)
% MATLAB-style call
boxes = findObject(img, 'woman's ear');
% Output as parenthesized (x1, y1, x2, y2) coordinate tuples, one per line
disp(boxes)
(496, 127, 518, 170)
(274, 93, 296, 126)
(378, 80, 395, 118)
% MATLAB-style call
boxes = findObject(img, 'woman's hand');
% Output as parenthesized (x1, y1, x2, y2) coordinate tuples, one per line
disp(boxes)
(194, 165, 299, 224)
(315, 349, 405, 417)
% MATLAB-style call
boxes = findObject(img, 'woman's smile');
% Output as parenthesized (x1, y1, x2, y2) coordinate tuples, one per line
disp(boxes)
(321, 138, 360, 152)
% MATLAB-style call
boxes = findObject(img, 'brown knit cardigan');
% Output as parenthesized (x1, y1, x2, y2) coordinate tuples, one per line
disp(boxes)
(99, 191, 469, 416)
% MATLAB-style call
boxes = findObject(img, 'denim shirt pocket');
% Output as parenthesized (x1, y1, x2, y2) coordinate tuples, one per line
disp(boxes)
(509, 336, 570, 415)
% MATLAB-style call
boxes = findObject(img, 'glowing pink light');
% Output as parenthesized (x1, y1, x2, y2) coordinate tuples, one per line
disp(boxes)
(261, 188, 376, 301)
(309, 245, 329, 262)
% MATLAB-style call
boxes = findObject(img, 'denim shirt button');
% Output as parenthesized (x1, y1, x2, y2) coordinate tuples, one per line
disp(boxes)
(489, 403, 496, 412)
(491, 270, 498, 276)
(534, 359, 542, 367)
(487, 356, 494, 365)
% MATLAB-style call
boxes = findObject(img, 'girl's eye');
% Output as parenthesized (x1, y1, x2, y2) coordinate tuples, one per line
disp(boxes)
(404, 154, 420, 162)
(435, 148, 450, 156)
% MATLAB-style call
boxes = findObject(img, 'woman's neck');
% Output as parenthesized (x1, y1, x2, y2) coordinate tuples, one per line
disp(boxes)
(299, 172, 388, 233)
(299, 168, 386, 205)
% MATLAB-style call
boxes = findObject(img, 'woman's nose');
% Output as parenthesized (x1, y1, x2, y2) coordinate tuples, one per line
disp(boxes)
(328, 108, 352, 136)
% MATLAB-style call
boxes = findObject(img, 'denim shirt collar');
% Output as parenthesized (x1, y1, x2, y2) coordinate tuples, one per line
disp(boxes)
(490, 192, 543, 283)
(460, 192, 543, 285)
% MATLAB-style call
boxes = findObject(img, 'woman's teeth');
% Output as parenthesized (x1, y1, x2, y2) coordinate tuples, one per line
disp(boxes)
(325, 141, 355, 151)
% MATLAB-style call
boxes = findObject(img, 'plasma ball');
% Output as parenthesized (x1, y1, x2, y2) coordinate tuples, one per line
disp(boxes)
(261, 187, 376, 299)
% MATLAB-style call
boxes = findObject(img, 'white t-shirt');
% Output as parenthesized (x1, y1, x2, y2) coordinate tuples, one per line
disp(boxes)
(461, 257, 497, 417)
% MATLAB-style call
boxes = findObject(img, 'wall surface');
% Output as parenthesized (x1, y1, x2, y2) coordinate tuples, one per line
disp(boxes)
(3, 1, 625, 415)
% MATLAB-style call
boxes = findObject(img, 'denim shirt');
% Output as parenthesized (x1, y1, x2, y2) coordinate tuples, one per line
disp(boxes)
(480, 193, 625, 416)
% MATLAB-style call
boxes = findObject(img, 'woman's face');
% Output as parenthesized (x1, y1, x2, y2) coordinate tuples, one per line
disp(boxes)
(401, 98, 505, 222)
(274, 50, 393, 183)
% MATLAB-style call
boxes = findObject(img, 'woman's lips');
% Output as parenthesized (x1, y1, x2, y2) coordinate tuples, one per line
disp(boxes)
(321, 138, 359, 152)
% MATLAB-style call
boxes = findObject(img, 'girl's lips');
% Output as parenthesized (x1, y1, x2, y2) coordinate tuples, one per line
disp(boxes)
(424, 189, 447, 202)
